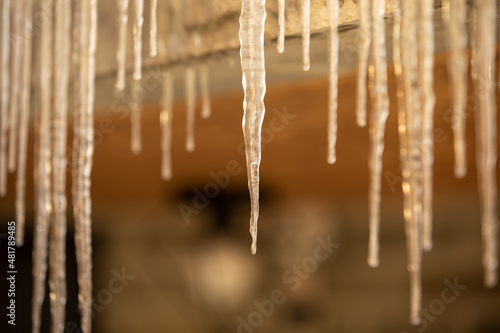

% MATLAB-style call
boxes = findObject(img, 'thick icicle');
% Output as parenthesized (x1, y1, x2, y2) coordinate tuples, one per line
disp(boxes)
(185, 65, 196, 152)
(72, 1, 97, 332)
(16, 0, 34, 246)
(418, 0, 436, 252)
(199, 62, 211, 119)
(401, 0, 423, 325)
(133, 0, 144, 80)
(149, 0, 158, 57)
(131, 78, 142, 154)
(160, 71, 174, 180)
(355, 0, 370, 127)
(301, 0, 310, 71)
(0, 0, 11, 196)
(277, 0, 285, 53)
(327, 0, 338, 165)
(443, 0, 468, 178)
(49, 1, 71, 331)
(33, 0, 54, 332)
(473, 0, 498, 288)
(239, 0, 267, 254)
(116, 0, 129, 91)
(8, 1, 24, 173)
(367, 0, 389, 268)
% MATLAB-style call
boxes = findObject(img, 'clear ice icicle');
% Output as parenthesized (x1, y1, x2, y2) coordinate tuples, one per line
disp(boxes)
(0, 0, 11, 196)
(131, 78, 142, 154)
(116, 0, 129, 91)
(199, 62, 211, 119)
(418, 0, 436, 252)
(301, 0, 310, 71)
(355, 0, 370, 128)
(160, 71, 174, 180)
(49, 1, 71, 331)
(239, 0, 267, 254)
(367, 0, 389, 268)
(133, 0, 144, 80)
(185, 65, 196, 152)
(327, 0, 338, 165)
(443, 0, 468, 178)
(149, 0, 158, 57)
(473, 0, 498, 288)
(8, 1, 23, 173)
(277, 0, 285, 53)
(16, 0, 34, 246)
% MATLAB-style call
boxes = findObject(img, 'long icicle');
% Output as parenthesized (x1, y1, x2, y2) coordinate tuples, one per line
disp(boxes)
(301, 0, 310, 71)
(367, 0, 390, 268)
(131, 77, 142, 154)
(185, 65, 196, 152)
(355, 0, 370, 127)
(327, 0, 338, 165)
(133, 0, 144, 80)
(401, 0, 423, 325)
(239, 0, 267, 254)
(8, 1, 24, 173)
(474, 0, 498, 288)
(277, 0, 285, 53)
(443, 0, 468, 178)
(199, 62, 211, 119)
(16, 0, 34, 246)
(49, 0, 71, 331)
(0, 0, 11, 196)
(149, 0, 158, 57)
(160, 71, 174, 180)
(33, 0, 54, 332)
(116, 0, 129, 91)
(418, 0, 436, 252)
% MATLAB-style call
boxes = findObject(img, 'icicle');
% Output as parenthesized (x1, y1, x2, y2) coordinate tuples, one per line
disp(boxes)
(116, 0, 129, 91)
(199, 62, 211, 119)
(185, 65, 196, 152)
(301, 0, 310, 71)
(131, 78, 142, 154)
(400, 0, 423, 325)
(72, 0, 97, 332)
(367, 0, 389, 268)
(16, 0, 34, 247)
(277, 0, 285, 53)
(33, 0, 54, 332)
(473, 0, 498, 288)
(355, 0, 370, 128)
(327, 0, 338, 165)
(8, 1, 24, 173)
(443, 0, 468, 178)
(160, 71, 174, 180)
(149, 0, 158, 57)
(0, 0, 11, 196)
(239, 0, 267, 254)
(49, 1, 71, 332)
(418, 0, 436, 252)
(133, 0, 144, 80)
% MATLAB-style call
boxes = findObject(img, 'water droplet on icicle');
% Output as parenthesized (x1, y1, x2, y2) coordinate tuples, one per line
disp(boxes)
(133, 0, 144, 80)
(327, 0, 338, 165)
(0, 0, 11, 197)
(131, 78, 142, 154)
(277, 0, 285, 53)
(199, 62, 211, 119)
(301, 0, 310, 71)
(355, 0, 370, 128)
(160, 71, 174, 180)
(185, 65, 196, 152)
(149, 0, 158, 57)
(239, 0, 267, 254)
(116, 0, 129, 91)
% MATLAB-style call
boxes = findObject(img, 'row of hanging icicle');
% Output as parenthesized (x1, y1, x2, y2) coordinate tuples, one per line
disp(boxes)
(0, 0, 497, 331)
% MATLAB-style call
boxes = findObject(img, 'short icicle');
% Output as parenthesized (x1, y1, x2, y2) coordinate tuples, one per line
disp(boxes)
(277, 0, 285, 53)
(160, 71, 174, 180)
(239, 0, 267, 254)
(0, 0, 11, 196)
(185, 65, 196, 152)
(116, 0, 129, 91)
(131, 78, 142, 154)
(301, 0, 310, 71)
(199, 62, 211, 119)
(133, 0, 144, 80)
(355, 0, 370, 127)
(149, 0, 158, 57)
(327, 0, 339, 165)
